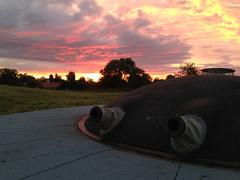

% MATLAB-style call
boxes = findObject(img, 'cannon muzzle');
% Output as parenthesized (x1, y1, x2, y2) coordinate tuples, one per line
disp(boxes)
(166, 114, 207, 153)
(86, 106, 125, 135)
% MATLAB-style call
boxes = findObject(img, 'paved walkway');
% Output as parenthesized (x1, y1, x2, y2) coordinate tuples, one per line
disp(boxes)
(1, 106, 240, 180)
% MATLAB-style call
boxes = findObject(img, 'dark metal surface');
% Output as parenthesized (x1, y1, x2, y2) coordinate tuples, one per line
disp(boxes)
(82, 75, 240, 167)
(201, 68, 235, 73)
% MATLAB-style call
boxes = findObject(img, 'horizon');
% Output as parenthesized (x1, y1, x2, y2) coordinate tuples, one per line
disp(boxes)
(0, 0, 239, 75)
(18, 69, 170, 82)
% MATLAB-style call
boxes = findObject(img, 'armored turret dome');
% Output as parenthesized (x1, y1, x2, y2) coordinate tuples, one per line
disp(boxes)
(78, 75, 240, 167)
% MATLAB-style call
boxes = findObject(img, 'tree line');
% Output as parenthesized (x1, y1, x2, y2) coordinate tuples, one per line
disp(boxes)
(0, 58, 199, 90)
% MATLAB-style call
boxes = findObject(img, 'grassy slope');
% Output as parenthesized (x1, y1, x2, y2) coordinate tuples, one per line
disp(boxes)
(0, 85, 125, 115)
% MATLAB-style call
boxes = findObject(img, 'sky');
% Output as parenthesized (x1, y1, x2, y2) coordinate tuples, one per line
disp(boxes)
(0, 0, 239, 80)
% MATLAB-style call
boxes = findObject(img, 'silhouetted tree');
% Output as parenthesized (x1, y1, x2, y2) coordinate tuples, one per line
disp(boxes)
(60, 71, 77, 89)
(178, 63, 199, 77)
(39, 77, 48, 82)
(76, 77, 87, 89)
(166, 74, 175, 80)
(49, 74, 54, 82)
(18, 73, 39, 87)
(54, 74, 63, 82)
(153, 78, 160, 83)
(66, 71, 76, 83)
(127, 68, 152, 88)
(99, 58, 151, 88)
(0, 68, 18, 85)
(100, 58, 136, 79)
(87, 78, 97, 89)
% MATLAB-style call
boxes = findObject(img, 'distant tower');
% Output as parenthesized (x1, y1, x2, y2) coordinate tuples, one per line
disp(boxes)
(201, 68, 235, 76)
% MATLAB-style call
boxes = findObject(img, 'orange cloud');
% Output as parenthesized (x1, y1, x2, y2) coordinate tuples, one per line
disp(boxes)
(0, 0, 239, 76)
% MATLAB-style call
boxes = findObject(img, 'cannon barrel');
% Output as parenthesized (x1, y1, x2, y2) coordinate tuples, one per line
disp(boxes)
(86, 106, 125, 135)
(166, 114, 207, 153)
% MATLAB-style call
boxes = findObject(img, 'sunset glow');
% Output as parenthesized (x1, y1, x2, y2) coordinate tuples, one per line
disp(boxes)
(28, 72, 101, 82)
(0, 0, 239, 79)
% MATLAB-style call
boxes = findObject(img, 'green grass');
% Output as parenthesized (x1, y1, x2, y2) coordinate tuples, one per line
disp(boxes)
(0, 85, 126, 115)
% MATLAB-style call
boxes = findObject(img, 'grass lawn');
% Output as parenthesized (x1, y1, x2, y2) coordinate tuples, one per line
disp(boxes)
(0, 85, 126, 115)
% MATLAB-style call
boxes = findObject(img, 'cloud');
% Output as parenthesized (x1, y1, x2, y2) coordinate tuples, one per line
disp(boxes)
(0, 1, 191, 73)
(0, 0, 239, 75)
(223, 0, 240, 9)
(0, 0, 102, 61)
(0, 0, 102, 29)
(134, 17, 151, 29)
(104, 15, 191, 66)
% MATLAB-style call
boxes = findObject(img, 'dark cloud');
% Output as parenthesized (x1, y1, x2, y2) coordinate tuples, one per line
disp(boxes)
(134, 18, 151, 29)
(65, 14, 191, 67)
(133, 10, 151, 29)
(0, 0, 102, 29)
(0, 30, 62, 61)
(0, 0, 102, 61)
(0, 1, 191, 73)
(118, 30, 191, 65)
(78, 0, 102, 17)
(104, 15, 191, 66)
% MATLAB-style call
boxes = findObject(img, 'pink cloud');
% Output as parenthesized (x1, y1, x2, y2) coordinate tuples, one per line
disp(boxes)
(0, 0, 239, 76)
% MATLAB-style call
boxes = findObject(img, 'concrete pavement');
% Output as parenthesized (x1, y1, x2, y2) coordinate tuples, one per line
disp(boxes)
(1, 106, 240, 180)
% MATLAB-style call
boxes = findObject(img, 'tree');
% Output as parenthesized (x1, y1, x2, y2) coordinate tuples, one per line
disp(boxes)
(76, 77, 87, 89)
(18, 73, 39, 87)
(127, 68, 152, 88)
(54, 74, 63, 82)
(39, 77, 48, 82)
(0, 68, 18, 85)
(66, 71, 76, 83)
(153, 78, 160, 83)
(99, 58, 132, 88)
(128, 73, 152, 88)
(49, 74, 54, 82)
(62, 71, 76, 89)
(100, 58, 136, 80)
(99, 74, 126, 88)
(178, 62, 199, 77)
(86, 78, 97, 89)
(166, 74, 175, 80)
(99, 58, 152, 88)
